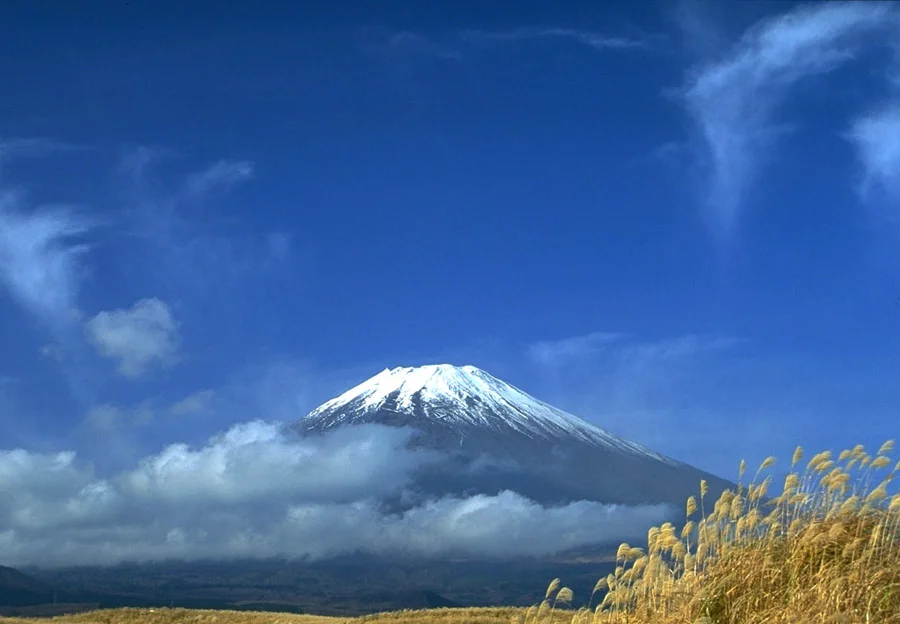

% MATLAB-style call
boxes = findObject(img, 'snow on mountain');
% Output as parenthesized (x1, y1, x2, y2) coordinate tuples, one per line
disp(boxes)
(296, 364, 733, 509)
(304, 364, 680, 465)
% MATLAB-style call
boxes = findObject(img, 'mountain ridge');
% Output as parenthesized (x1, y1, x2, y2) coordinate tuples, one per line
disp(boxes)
(295, 364, 733, 510)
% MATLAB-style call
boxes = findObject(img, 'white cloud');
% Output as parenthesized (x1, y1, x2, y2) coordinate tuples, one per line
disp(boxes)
(86, 298, 180, 378)
(0, 195, 92, 328)
(680, 2, 898, 236)
(85, 405, 123, 431)
(86, 402, 154, 431)
(0, 421, 670, 567)
(185, 159, 254, 198)
(524, 332, 756, 475)
(168, 389, 216, 417)
(359, 28, 464, 61)
(0, 138, 83, 166)
(848, 103, 900, 211)
(461, 27, 646, 51)
(527, 332, 737, 371)
(362, 26, 646, 62)
(118, 150, 290, 294)
(527, 332, 622, 367)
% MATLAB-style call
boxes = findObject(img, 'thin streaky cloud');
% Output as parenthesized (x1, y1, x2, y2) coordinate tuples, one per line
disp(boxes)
(185, 159, 255, 199)
(362, 26, 648, 62)
(527, 331, 738, 370)
(117, 145, 178, 186)
(374, 30, 463, 60)
(0, 138, 85, 166)
(461, 27, 647, 51)
(680, 1, 899, 239)
(848, 104, 900, 213)
(527, 331, 623, 367)
(0, 194, 93, 328)
(115, 150, 287, 294)
(85, 402, 154, 432)
(168, 389, 216, 417)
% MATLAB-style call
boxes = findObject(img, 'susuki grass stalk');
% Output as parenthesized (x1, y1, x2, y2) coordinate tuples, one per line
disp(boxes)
(522, 440, 900, 624)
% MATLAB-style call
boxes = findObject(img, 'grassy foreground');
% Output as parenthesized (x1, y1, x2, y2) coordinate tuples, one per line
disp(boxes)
(0, 607, 547, 624)
(2, 442, 897, 624)
(526, 441, 900, 624)
(0, 609, 346, 624)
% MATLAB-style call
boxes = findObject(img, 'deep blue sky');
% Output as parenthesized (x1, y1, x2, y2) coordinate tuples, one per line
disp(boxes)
(1, 1, 899, 497)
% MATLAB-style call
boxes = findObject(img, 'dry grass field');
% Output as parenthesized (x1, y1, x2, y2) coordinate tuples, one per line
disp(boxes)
(0, 608, 348, 624)
(3, 441, 897, 624)
(0, 607, 568, 624)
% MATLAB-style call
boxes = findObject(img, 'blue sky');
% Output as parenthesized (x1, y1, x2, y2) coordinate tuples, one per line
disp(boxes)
(1, 1, 899, 566)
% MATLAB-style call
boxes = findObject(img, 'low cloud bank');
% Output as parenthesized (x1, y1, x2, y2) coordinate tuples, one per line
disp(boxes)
(0, 422, 671, 568)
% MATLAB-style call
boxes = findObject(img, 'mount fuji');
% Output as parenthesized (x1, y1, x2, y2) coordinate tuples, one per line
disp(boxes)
(295, 364, 732, 511)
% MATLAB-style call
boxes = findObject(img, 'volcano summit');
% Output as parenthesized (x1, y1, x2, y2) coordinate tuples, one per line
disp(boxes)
(295, 364, 731, 510)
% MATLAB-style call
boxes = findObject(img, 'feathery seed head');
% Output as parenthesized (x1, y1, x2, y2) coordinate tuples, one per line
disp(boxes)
(627, 547, 644, 560)
(865, 484, 888, 504)
(681, 520, 696, 540)
(545, 578, 561, 600)
(792, 446, 804, 468)
(808, 451, 833, 472)
(784, 472, 800, 492)
(686, 495, 698, 518)
(555, 587, 574, 605)
(730, 495, 744, 521)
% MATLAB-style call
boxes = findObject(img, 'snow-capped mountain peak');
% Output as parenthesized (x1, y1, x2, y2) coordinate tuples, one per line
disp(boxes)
(328, 364, 486, 412)
(301, 364, 679, 465)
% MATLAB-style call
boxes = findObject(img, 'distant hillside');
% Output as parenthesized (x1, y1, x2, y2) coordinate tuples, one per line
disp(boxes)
(30, 557, 613, 616)
(0, 565, 57, 606)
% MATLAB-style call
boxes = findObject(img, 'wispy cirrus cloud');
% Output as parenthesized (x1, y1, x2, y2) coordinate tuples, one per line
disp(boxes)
(680, 1, 899, 238)
(523, 331, 769, 476)
(0, 138, 84, 166)
(527, 331, 623, 367)
(185, 159, 255, 199)
(361, 25, 647, 62)
(848, 103, 900, 214)
(119, 148, 290, 291)
(527, 331, 737, 371)
(86, 297, 180, 378)
(86, 402, 154, 432)
(0, 194, 93, 329)
(461, 27, 648, 51)
(168, 389, 216, 417)
(85, 390, 217, 434)
(361, 29, 464, 61)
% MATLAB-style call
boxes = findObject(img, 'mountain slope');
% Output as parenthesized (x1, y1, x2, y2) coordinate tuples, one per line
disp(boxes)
(295, 364, 733, 509)
(0, 565, 60, 606)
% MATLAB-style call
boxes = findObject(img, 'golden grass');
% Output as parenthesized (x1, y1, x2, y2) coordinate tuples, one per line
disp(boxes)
(0, 607, 556, 624)
(358, 606, 570, 624)
(0, 607, 347, 624)
(523, 441, 900, 624)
